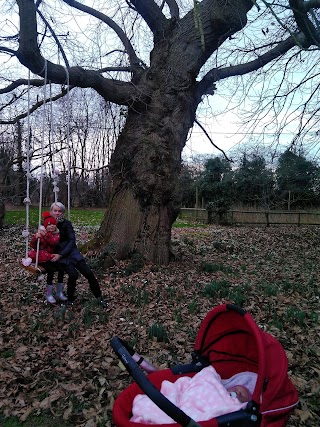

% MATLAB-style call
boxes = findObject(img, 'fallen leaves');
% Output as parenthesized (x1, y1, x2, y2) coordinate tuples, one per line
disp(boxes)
(0, 225, 319, 426)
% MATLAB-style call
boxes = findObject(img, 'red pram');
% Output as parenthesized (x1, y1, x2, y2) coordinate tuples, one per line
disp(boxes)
(111, 304, 298, 427)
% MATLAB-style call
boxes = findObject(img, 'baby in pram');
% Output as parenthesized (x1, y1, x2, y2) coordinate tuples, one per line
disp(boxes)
(131, 365, 256, 424)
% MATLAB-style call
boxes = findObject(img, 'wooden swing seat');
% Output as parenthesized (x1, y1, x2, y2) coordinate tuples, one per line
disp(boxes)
(19, 260, 47, 275)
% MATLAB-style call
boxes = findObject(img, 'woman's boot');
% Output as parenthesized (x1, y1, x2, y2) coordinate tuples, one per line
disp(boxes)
(46, 285, 56, 303)
(56, 283, 68, 301)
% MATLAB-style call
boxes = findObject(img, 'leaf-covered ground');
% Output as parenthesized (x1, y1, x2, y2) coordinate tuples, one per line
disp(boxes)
(0, 224, 319, 427)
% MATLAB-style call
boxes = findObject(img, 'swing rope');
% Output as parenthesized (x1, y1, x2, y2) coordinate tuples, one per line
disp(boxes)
(34, 60, 48, 268)
(21, 62, 48, 274)
(22, 69, 32, 259)
(21, 62, 72, 274)
(50, 83, 60, 203)
(65, 66, 71, 221)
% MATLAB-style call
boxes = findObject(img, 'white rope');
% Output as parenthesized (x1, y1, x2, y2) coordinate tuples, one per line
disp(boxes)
(23, 63, 71, 269)
(35, 60, 48, 268)
(65, 66, 71, 221)
(50, 83, 60, 203)
(22, 70, 32, 259)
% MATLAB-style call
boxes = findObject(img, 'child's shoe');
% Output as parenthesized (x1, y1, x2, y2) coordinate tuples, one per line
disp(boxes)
(56, 283, 68, 301)
(46, 285, 56, 304)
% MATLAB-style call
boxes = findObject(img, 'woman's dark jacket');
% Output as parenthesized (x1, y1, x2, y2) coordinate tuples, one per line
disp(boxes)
(56, 219, 84, 265)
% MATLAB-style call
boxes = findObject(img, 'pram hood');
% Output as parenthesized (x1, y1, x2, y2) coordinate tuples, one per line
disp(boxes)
(193, 304, 299, 417)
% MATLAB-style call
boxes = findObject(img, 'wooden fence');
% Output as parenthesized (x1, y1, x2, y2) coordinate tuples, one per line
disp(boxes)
(179, 208, 320, 226)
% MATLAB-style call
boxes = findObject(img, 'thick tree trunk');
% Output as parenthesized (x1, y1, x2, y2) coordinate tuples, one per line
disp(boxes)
(96, 110, 195, 264)
(95, 57, 198, 264)
(98, 186, 175, 265)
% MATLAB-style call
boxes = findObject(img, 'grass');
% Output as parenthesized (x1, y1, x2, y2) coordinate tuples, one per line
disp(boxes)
(199, 261, 233, 274)
(4, 207, 105, 227)
(148, 322, 169, 343)
(202, 279, 231, 298)
(5, 208, 202, 228)
(0, 413, 72, 427)
(174, 220, 207, 228)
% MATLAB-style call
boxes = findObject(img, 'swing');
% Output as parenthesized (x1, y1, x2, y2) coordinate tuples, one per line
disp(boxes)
(19, 65, 69, 276)
(19, 261, 47, 275)
(20, 64, 71, 276)
(20, 64, 72, 276)
(19, 67, 49, 276)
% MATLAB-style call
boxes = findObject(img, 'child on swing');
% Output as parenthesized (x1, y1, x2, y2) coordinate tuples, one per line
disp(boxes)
(28, 211, 67, 304)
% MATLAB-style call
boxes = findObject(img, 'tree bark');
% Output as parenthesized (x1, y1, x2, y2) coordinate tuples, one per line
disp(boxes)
(96, 65, 198, 264)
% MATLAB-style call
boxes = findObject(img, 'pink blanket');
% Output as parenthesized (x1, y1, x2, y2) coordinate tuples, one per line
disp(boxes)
(131, 366, 254, 424)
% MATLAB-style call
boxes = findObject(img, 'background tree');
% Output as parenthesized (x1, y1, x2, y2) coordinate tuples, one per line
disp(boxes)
(177, 163, 198, 208)
(0, 143, 15, 229)
(276, 149, 320, 209)
(0, 123, 32, 210)
(199, 156, 232, 200)
(198, 157, 234, 223)
(233, 153, 275, 208)
(1, 0, 320, 264)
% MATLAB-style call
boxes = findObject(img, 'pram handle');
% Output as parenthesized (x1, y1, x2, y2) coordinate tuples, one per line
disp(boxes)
(110, 337, 158, 373)
(111, 336, 202, 427)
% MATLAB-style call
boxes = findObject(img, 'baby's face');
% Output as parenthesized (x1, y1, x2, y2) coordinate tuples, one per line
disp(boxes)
(46, 224, 57, 232)
(228, 385, 251, 403)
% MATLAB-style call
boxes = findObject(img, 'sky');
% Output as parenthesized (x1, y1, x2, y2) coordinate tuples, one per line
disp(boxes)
(2, 1, 319, 167)
(184, 113, 241, 159)
(183, 95, 294, 163)
(183, 69, 320, 165)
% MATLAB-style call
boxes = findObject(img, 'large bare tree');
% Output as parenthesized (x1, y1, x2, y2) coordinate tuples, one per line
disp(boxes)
(1, 0, 320, 264)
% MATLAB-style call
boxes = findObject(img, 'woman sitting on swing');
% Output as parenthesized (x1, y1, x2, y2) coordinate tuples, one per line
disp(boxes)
(49, 202, 108, 308)
(27, 211, 67, 304)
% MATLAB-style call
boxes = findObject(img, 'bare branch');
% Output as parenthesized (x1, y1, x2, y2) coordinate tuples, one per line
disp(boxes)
(196, 32, 311, 97)
(127, 0, 168, 39)
(195, 119, 232, 162)
(15, 0, 142, 105)
(0, 78, 45, 94)
(0, 87, 29, 113)
(289, 0, 320, 45)
(165, 0, 180, 19)
(99, 67, 132, 73)
(62, 0, 143, 73)
(0, 46, 17, 55)
(0, 87, 71, 125)
(36, 8, 70, 68)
